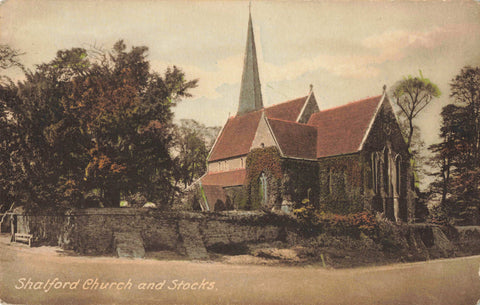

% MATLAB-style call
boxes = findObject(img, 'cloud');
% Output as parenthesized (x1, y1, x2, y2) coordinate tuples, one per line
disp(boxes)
(151, 54, 244, 100)
(363, 23, 480, 58)
(155, 23, 479, 100)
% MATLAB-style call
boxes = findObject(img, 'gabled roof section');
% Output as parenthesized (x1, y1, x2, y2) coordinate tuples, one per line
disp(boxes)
(201, 169, 247, 186)
(267, 118, 317, 159)
(265, 96, 308, 122)
(208, 110, 263, 162)
(308, 95, 383, 158)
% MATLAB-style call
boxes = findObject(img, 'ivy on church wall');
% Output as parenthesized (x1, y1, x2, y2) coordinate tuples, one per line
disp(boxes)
(318, 154, 365, 214)
(243, 147, 283, 210)
(281, 159, 319, 206)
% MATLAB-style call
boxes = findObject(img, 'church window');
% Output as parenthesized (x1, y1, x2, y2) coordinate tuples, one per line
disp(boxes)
(259, 172, 268, 206)
(383, 148, 390, 195)
(395, 155, 402, 195)
(372, 152, 381, 194)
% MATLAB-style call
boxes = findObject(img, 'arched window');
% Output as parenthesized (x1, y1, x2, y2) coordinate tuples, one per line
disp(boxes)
(395, 155, 402, 195)
(260, 172, 268, 206)
(383, 148, 390, 195)
(371, 153, 379, 194)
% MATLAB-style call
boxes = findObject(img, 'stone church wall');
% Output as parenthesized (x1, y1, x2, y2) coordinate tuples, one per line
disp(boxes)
(318, 153, 365, 214)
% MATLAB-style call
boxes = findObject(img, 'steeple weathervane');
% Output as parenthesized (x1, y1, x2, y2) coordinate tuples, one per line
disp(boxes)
(237, 6, 263, 115)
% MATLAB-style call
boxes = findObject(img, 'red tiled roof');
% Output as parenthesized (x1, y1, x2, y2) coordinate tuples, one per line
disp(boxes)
(208, 96, 309, 162)
(308, 95, 382, 158)
(202, 185, 226, 211)
(267, 118, 317, 159)
(201, 169, 247, 186)
(264, 96, 307, 122)
(208, 111, 263, 162)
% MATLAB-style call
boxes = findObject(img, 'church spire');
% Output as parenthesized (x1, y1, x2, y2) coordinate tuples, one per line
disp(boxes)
(237, 7, 263, 115)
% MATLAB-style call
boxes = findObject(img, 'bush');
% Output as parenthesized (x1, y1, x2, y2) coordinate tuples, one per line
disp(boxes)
(426, 204, 450, 226)
(293, 198, 317, 225)
(317, 211, 378, 237)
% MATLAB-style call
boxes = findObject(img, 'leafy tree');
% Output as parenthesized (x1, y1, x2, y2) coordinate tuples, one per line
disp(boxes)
(429, 66, 480, 224)
(173, 119, 220, 188)
(0, 40, 197, 211)
(0, 44, 24, 79)
(391, 71, 441, 148)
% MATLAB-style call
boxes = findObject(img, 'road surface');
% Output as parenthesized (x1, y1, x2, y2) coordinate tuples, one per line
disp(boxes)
(1, 235, 480, 305)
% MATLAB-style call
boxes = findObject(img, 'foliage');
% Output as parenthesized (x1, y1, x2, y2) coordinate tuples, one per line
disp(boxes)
(244, 146, 283, 210)
(173, 119, 220, 188)
(428, 66, 480, 224)
(0, 44, 25, 83)
(426, 204, 451, 226)
(391, 71, 441, 150)
(293, 197, 378, 237)
(391, 71, 440, 192)
(318, 155, 364, 214)
(293, 198, 317, 225)
(0, 40, 197, 211)
(318, 211, 378, 236)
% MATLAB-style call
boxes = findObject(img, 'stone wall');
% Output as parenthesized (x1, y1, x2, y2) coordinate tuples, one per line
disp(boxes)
(16, 209, 480, 263)
(19, 209, 295, 256)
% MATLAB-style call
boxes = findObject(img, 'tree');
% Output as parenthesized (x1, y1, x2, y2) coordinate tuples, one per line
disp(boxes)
(429, 66, 480, 224)
(0, 45, 24, 72)
(391, 72, 441, 150)
(0, 40, 197, 211)
(173, 119, 220, 188)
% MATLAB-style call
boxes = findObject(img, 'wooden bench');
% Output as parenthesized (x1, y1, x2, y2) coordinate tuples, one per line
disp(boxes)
(14, 233, 32, 247)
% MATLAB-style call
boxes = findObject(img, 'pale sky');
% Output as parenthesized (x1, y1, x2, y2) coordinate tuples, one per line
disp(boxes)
(1, 0, 480, 148)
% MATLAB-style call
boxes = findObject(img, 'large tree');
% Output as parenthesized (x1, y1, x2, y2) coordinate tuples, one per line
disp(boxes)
(429, 66, 480, 224)
(391, 72, 441, 150)
(173, 119, 220, 188)
(0, 40, 197, 210)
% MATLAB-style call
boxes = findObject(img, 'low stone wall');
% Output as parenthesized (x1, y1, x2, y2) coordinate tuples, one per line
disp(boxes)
(16, 209, 480, 263)
(18, 209, 295, 256)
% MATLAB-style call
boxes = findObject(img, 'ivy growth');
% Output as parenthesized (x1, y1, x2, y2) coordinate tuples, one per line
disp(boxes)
(243, 147, 283, 210)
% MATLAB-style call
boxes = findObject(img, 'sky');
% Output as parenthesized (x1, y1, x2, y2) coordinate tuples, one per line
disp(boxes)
(1, 0, 480, 148)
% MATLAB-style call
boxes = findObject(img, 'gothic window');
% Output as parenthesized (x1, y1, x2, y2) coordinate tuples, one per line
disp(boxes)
(383, 148, 390, 195)
(395, 155, 402, 195)
(260, 172, 268, 206)
(371, 153, 380, 194)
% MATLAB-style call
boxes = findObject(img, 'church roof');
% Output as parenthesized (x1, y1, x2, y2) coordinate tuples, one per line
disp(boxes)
(209, 94, 383, 162)
(201, 169, 247, 186)
(208, 96, 310, 162)
(265, 96, 308, 122)
(208, 110, 263, 162)
(267, 118, 317, 159)
(308, 95, 382, 158)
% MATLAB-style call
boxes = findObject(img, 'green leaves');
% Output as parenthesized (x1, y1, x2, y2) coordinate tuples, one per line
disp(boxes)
(1, 40, 197, 210)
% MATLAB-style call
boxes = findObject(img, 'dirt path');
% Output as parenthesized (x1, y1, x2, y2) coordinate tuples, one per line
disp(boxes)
(1, 235, 480, 305)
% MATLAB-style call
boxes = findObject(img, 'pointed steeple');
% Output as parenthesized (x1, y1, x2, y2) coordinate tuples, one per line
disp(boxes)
(237, 8, 263, 115)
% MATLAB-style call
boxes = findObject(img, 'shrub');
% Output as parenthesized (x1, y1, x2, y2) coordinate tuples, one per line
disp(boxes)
(293, 198, 318, 225)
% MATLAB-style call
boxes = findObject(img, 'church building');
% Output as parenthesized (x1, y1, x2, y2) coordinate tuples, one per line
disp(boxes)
(196, 12, 415, 222)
